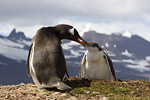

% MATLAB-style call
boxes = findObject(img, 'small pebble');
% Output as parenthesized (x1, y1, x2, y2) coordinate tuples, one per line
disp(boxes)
(46, 98, 56, 100)
(54, 92, 59, 95)
(51, 98, 57, 100)
(61, 93, 67, 96)
(65, 96, 78, 100)
(92, 92, 101, 95)
(85, 91, 90, 94)
(5, 95, 10, 99)
(102, 97, 108, 100)
(52, 92, 59, 96)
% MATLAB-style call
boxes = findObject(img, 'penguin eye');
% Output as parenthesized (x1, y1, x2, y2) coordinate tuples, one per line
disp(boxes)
(92, 44, 98, 48)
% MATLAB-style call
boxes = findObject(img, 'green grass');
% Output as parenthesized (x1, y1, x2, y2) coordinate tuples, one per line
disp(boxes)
(68, 77, 150, 99)
(91, 83, 130, 94)
(71, 82, 132, 96)
(109, 97, 150, 100)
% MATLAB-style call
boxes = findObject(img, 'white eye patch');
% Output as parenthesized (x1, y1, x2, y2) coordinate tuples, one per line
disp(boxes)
(69, 28, 75, 35)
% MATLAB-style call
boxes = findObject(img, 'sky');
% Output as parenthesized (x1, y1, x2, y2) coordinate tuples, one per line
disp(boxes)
(0, 0, 150, 41)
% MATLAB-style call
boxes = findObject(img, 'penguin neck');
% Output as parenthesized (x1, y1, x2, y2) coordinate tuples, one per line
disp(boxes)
(87, 50, 103, 62)
(53, 30, 62, 40)
(54, 26, 69, 40)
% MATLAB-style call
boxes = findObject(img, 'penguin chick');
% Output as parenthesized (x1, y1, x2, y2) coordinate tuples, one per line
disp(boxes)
(79, 41, 116, 81)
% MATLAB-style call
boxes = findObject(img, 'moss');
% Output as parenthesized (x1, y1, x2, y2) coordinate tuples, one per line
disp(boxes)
(109, 97, 150, 100)
(71, 83, 131, 95)
(71, 87, 85, 94)
(69, 77, 150, 99)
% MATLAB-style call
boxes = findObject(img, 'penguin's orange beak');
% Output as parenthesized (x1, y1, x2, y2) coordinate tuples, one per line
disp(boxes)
(76, 38, 87, 46)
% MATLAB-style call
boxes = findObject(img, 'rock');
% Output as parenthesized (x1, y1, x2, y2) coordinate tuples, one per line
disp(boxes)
(85, 91, 90, 94)
(51, 92, 60, 96)
(102, 97, 108, 100)
(92, 92, 101, 95)
(61, 93, 67, 97)
(65, 96, 78, 100)
(5, 94, 10, 99)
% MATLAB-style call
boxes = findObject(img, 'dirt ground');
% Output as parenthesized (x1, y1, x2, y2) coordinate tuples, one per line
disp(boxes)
(0, 77, 150, 100)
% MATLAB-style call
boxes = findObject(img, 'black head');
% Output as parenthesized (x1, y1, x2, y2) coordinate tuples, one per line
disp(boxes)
(54, 24, 87, 46)
(86, 41, 103, 51)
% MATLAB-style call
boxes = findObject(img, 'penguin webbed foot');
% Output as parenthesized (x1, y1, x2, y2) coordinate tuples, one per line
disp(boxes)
(57, 82, 72, 91)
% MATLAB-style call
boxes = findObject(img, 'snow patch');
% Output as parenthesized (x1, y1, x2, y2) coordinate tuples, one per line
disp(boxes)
(0, 38, 24, 48)
(123, 59, 150, 72)
(62, 41, 80, 50)
(101, 45, 104, 48)
(146, 56, 150, 61)
(105, 43, 109, 47)
(17, 40, 31, 46)
(112, 59, 122, 63)
(79, 46, 85, 49)
(109, 53, 116, 57)
(0, 44, 28, 61)
(121, 49, 134, 57)
(113, 58, 150, 72)
(65, 50, 85, 59)
(122, 31, 132, 38)
(114, 44, 117, 48)
(106, 51, 116, 57)
(70, 50, 81, 57)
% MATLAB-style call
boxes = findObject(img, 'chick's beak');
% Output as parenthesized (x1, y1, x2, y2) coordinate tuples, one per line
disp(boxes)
(76, 38, 87, 46)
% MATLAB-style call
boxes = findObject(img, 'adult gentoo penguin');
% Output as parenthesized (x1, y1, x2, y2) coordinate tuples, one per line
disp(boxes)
(79, 41, 116, 81)
(27, 24, 87, 90)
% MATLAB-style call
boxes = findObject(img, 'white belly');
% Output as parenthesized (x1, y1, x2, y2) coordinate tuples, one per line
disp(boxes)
(83, 51, 112, 80)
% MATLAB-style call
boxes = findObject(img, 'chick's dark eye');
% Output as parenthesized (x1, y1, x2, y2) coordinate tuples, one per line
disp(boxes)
(70, 34, 74, 38)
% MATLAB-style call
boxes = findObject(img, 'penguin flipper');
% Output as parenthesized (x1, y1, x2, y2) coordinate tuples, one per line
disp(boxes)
(103, 51, 117, 80)
(27, 43, 33, 76)
(79, 53, 87, 78)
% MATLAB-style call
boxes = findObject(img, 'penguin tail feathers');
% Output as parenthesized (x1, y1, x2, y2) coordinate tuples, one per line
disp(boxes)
(57, 82, 72, 91)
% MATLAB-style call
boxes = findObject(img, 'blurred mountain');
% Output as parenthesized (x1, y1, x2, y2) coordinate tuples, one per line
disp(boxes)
(8, 28, 30, 41)
(0, 29, 32, 85)
(0, 29, 150, 85)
